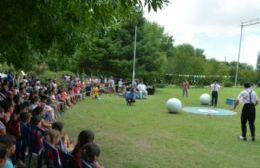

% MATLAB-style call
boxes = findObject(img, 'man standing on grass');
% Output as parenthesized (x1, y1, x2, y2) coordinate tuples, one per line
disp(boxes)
(233, 83, 259, 141)
(210, 80, 221, 106)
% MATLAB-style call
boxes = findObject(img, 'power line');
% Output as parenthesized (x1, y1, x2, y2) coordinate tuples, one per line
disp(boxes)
(241, 18, 260, 27)
(234, 18, 260, 86)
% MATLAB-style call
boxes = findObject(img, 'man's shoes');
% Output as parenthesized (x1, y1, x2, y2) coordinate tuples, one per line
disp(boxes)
(239, 135, 247, 141)
(252, 137, 255, 142)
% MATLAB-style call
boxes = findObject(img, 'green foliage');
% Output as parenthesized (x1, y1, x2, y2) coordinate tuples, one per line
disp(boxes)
(0, 0, 169, 71)
(38, 70, 75, 86)
(257, 53, 260, 72)
(0, 62, 15, 73)
(164, 46, 241, 86)
(205, 59, 228, 76)
(154, 83, 167, 88)
(76, 11, 172, 83)
(224, 81, 233, 87)
(32, 63, 49, 75)
(1, 0, 258, 85)
(166, 44, 206, 75)
(38, 71, 57, 83)
(238, 69, 257, 85)
(257, 81, 260, 87)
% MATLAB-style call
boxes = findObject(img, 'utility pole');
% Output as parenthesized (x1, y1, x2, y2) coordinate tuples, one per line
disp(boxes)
(132, 26, 137, 86)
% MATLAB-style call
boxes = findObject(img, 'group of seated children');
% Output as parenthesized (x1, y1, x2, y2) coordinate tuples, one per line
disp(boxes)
(0, 119, 103, 168)
(0, 76, 103, 168)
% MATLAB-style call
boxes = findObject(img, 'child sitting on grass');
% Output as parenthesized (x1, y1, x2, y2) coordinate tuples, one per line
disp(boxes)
(125, 88, 136, 106)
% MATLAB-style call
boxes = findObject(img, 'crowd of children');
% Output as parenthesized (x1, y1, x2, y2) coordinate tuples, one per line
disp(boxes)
(85, 76, 148, 104)
(0, 72, 150, 167)
(0, 74, 104, 168)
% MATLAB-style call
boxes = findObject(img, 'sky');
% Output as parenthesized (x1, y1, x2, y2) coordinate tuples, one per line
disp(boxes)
(144, 0, 260, 68)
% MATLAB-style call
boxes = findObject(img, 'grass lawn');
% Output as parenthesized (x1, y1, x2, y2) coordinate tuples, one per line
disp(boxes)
(61, 87, 260, 168)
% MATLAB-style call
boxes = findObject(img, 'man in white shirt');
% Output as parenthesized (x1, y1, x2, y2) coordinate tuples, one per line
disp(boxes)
(233, 83, 259, 141)
(137, 81, 148, 99)
(210, 80, 221, 106)
(108, 77, 115, 93)
(118, 79, 123, 93)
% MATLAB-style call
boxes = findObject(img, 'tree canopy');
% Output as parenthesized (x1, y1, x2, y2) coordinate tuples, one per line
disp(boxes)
(0, 0, 258, 85)
(0, 0, 169, 69)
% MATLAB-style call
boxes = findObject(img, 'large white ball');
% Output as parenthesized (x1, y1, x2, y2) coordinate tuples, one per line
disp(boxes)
(200, 93, 211, 105)
(166, 98, 182, 113)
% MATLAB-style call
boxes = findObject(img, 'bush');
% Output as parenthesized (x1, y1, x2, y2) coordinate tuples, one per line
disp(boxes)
(38, 71, 56, 83)
(147, 85, 155, 95)
(0, 62, 15, 73)
(56, 71, 75, 79)
(32, 63, 49, 75)
(154, 83, 167, 88)
(27, 71, 37, 78)
(38, 70, 75, 86)
(224, 81, 233, 87)
(257, 81, 260, 87)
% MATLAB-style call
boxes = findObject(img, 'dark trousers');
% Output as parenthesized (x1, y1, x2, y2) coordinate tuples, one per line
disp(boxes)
(211, 91, 218, 106)
(241, 103, 255, 138)
(126, 98, 135, 105)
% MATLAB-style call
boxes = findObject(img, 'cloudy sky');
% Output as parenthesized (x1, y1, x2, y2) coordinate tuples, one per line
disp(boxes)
(144, 0, 260, 68)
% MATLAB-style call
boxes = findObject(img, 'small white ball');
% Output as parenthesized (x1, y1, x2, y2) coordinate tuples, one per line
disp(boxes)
(200, 93, 211, 105)
(166, 98, 182, 113)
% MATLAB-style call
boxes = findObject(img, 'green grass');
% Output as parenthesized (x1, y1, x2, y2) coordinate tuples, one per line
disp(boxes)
(61, 87, 260, 168)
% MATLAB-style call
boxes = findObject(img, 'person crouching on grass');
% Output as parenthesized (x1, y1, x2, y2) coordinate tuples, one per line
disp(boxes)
(125, 88, 136, 106)
(91, 84, 100, 100)
(233, 83, 259, 141)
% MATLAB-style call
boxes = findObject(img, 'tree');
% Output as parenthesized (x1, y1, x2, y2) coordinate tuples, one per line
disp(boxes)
(227, 61, 255, 84)
(76, 10, 172, 83)
(0, 0, 169, 70)
(166, 44, 206, 75)
(257, 52, 260, 72)
(205, 59, 228, 76)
